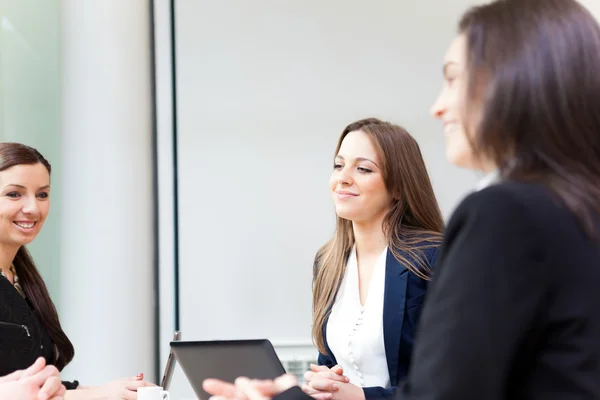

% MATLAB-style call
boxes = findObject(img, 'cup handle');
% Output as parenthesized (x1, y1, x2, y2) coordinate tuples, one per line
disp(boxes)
(162, 391, 170, 400)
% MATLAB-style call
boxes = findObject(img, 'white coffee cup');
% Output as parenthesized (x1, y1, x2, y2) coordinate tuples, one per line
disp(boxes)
(138, 386, 170, 400)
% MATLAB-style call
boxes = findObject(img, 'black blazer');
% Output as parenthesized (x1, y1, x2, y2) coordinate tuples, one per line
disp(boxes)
(276, 181, 600, 400)
(0, 276, 78, 389)
(317, 245, 439, 399)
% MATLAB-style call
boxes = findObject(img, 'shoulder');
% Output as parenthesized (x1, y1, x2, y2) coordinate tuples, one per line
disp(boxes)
(448, 181, 572, 239)
(443, 181, 588, 268)
(393, 231, 442, 275)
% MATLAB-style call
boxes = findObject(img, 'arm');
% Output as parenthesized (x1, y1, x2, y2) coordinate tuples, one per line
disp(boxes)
(400, 187, 548, 400)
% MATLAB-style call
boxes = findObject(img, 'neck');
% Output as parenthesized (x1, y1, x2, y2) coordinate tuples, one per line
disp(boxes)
(352, 217, 387, 258)
(0, 244, 20, 275)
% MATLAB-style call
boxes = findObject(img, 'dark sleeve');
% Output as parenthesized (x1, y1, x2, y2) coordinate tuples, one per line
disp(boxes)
(364, 386, 397, 399)
(272, 386, 313, 400)
(62, 380, 79, 390)
(399, 187, 547, 400)
(317, 351, 335, 369)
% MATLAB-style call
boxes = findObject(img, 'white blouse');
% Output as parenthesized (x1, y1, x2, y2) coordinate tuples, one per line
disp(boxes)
(326, 246, 390, 388)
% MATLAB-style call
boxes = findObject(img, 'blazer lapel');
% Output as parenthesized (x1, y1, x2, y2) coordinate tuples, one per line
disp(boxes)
(383, 248, 409, 385)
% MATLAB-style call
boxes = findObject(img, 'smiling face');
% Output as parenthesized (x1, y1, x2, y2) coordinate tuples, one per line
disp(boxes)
(0, 163, 50, 249)
(430, 35, 480, 170)
(430, 34, 497, 172)
(329, 130, 392, 224)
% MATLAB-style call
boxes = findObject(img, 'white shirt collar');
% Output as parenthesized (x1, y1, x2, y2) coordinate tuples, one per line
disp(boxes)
(476, 169, 500, 191)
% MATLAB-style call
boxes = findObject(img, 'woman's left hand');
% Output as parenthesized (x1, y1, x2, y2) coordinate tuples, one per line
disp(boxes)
(303, 378, 364, 400)
(302, 365, 363, 400)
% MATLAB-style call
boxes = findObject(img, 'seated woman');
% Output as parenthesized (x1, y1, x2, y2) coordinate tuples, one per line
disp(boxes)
(0, 142, 153, 399)
(305, 118, 444, 400)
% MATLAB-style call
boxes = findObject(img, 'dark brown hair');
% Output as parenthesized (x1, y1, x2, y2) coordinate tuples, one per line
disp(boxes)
(459, 0, 600, 237)
(312, 118, 444, 353)
(0, 142, 74, 370)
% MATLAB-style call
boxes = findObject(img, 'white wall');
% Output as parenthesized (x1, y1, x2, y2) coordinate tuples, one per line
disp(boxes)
(169, 0, 480, 388)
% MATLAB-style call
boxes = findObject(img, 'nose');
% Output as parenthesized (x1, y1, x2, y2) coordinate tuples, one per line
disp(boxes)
(430, 92, 446, 120)
(336, 166, 353, 186)
(21, 195, 40, 216)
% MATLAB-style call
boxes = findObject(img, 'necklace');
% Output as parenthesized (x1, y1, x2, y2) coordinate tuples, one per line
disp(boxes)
(0, 264, 26, 298)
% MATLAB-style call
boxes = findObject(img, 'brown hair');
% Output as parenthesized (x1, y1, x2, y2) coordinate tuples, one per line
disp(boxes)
(0, 143, 74, 370)
(312, 118, 444, 353)
(459, 0, 600, 238)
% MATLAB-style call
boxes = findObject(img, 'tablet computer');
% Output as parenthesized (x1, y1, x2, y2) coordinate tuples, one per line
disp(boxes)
(160, 331, 181, 390)
(170, 339, 286, 400)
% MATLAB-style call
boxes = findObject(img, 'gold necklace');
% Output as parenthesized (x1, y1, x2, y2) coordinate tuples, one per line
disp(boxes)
(0, 264, 26, 298)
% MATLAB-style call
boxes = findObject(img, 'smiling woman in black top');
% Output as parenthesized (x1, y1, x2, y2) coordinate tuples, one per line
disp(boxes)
(0, 142, 153, 399)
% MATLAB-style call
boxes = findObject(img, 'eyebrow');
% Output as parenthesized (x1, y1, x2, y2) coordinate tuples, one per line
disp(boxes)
(335, 155, 380, 169)
(4, 184, 51, 190)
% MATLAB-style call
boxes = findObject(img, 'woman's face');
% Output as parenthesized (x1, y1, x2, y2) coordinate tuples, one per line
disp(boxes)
(0, 163, 50, 249)
(329, 130, 392, 224)
(431, 35, 490, 171)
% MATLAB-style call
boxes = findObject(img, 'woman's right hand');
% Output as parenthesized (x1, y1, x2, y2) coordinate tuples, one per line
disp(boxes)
(84, 377, 155, 400)
(302, 365, 348, 400)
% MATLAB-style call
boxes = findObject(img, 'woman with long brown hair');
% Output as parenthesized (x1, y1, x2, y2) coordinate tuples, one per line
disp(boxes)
(0, 142, 154, 399)
(302, 118, 444, 400)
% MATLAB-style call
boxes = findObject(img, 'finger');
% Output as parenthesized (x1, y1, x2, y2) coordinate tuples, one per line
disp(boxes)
(311, 393, 333, 400)
(331, 365, 344, 375)
(310, 364, 330, 373)
(235, 377, 266, 400)
(122, 373, 144, 381)
(302, 383, 321, 395)
(250, 380, 281, 396)
(0, 368, 22, 383)
(308, 378, 339, 392)
(314, 370, 348, 383)
(28, 366, 60, 387)
(304, 371, 315, 382)
(21, 357, 47, 380)
(123, 380, 155, 390)
(38, 378, 64, 400)
(274, 374, 297, 392)
(203, 379, 239, 398)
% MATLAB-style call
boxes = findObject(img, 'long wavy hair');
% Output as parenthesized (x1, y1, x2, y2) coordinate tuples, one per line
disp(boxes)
(312, 118, 444, 354)
(0, 142, 74, 370)
(458, 0, 600, 239)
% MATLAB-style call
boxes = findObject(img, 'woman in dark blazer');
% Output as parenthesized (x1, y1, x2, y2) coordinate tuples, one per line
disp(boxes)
(305, 118, 443, 400)
(202, 1, 600, 399)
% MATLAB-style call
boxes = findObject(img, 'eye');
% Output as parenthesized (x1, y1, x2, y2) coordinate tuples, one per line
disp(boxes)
(333, 163, 343, 170)
(36, 192, 49, 200)
(357, 167, 372, 173)
(6, 192, 21, 199)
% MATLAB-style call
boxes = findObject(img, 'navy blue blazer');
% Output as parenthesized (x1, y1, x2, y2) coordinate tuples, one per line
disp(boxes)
(317, 244, 439, 399)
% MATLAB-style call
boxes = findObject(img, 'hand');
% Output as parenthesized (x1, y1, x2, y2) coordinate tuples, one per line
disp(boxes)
(203, 374, 297, 400)
(82, 377, 155, 400)
(304, 364, 348, 386)
(302, 365, 352, 400)
(0, 357, 66, 400)
(304, 376, 364, 400)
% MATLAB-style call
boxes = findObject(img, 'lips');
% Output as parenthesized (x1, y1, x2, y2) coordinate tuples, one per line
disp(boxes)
(336, 191, 358, 199)
(13, 221, 36, 230)
(444, 120, 458, 135)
